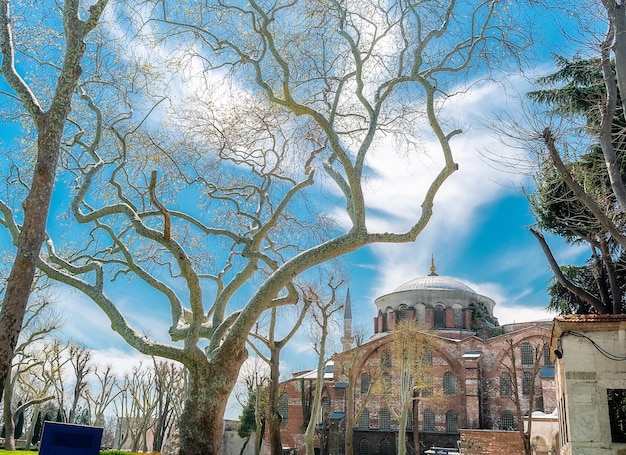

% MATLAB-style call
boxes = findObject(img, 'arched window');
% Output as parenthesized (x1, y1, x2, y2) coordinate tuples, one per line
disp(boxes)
(380, 439, 391, 455)
(379, 408, 391, 430)
(359, 408, 370, 428)
(500, 372, 513, 397)
(359, 439, 369, 455)
(381, 349, 392, 368)
(500, 411, 515, 430)
(521, 342, 533, 365)
(416, 303, 426, 323)
(434, 306, 445, 328)
(522, 371, 532, 396)
(321, 397, 330, 416)
(543, 343, 553, 367)
(443, 372, 456, 395)
(279, 393, 289, 424)
(381, 310, 388, 332)
(445, 410, 458, 433)
(453, 305, 463, 328)
(398, 304, 408, 320)
(360, 373, 371, 394)
(423, 409, 435, 431)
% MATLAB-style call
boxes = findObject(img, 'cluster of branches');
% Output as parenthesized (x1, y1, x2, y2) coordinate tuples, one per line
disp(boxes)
(0, 0, 535, 453)
(521, 1, 626, 315)
(0, 290, 186, 453)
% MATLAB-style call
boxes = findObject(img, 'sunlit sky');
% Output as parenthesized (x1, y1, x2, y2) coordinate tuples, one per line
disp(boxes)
(1, 0, 605, 420)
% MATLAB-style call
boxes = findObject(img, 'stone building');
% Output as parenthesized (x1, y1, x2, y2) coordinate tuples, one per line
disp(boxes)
(276, 262, 557, 455)
(550, 314, 626, 455)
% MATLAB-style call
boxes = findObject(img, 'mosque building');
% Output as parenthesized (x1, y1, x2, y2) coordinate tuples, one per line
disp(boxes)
(273, 260, 557, 455)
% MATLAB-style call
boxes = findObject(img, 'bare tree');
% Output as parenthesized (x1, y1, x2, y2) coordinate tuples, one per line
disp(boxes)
(249, 298, 312, 455)
(2, 294, 60, 450)
(0, 0, 109, 402)
(84, 364, 122, 428)
(334, 344, 382, 455)
(67, 344, 92, 424)
(500, 339, 545, 455)
(0, 1, 531, 453)
(388, 321, 433, 455)
(114, 363, 159, 453)
(303, 281, 343, 455)
(152, 359, 186, 453)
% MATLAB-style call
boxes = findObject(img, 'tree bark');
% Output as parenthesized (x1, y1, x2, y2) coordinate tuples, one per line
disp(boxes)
(0, 0, 109, 402)
(267, 349, 283, 455)
(178, 344, 247, 455)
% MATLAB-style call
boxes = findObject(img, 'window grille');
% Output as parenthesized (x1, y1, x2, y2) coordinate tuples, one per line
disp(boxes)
(360, 373, 371, 394)
(379, 408, 391, 430)
(445, 410, 458, 433)
(608, 389, 626, 442)
(522, 372, 532, 396)
(500, 411, 515, 430)
(521, 342, 533, 365)
(380, 439, 390, 455)
(543, 343, 553, 367)
(278, 393, 289, 424)
(500, 373, 512, 397)
(359, 409, 370, 429)
(443, 372, 456, 395)
(434, 306, 444, 328)
(359, 439, 369, 455)
(398, 304, 407, 320)
(423, 410, 435, 431)
(321, 397, 330, 416)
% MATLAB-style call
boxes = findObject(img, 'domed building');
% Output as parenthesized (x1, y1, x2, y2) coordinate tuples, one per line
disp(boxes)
(372, 260, 497, 338)
(274, 262, 558, 455)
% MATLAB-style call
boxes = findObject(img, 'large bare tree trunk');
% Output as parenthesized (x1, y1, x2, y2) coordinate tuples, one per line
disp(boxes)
(267, 350, 283, 455)
(0, 0, 108, 401)
(179, 345, 247, 455)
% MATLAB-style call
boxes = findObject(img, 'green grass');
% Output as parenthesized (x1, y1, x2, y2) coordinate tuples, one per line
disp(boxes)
(0, 450, 38, 454)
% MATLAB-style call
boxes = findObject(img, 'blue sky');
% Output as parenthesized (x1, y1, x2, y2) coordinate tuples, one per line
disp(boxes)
(0, 0, 600, 419)
(45, 72, 586, 420)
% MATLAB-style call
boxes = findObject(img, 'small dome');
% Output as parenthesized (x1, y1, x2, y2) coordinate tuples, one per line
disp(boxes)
(393, 275, 476, 294)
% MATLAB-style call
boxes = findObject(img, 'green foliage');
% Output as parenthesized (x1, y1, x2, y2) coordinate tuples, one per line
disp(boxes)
(528, 54, 626, 315)
(31, 411, 42, 445)
(527, 55, 605, 123)
(14, 405, 24, 439)
(546, 265, 596, 314)
(238, 395, 257, 439)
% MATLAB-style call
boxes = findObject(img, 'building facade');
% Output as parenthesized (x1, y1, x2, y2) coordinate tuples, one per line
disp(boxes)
(278, 264, 557, 455)
(551, 314, 626, 455)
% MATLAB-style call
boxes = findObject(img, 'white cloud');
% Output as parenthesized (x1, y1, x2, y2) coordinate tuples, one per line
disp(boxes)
(494, 302, 557, 325)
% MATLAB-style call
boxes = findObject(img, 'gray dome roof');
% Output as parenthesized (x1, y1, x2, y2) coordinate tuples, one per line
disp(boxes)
(393, 275, 476, 293)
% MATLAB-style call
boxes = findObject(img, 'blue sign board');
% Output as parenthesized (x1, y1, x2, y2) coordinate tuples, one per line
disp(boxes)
(39, 421, 103, 455)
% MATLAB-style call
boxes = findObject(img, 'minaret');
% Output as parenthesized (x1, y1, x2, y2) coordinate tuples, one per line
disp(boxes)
(341, 287, 354, 351)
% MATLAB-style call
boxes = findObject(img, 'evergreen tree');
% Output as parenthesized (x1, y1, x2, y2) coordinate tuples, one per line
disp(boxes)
(14, 401, 24, 439)
(529, 55, 626, 314)
(31, 412, 43, 445)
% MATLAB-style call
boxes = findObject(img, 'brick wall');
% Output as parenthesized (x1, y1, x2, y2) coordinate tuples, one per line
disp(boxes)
(459, 429, 524, 455)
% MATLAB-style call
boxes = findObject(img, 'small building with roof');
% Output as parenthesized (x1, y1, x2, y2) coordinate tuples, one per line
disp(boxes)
(550, 314, 626, 455)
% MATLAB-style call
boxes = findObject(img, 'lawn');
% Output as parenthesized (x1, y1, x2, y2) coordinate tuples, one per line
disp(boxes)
(0, 451, 38, 455)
